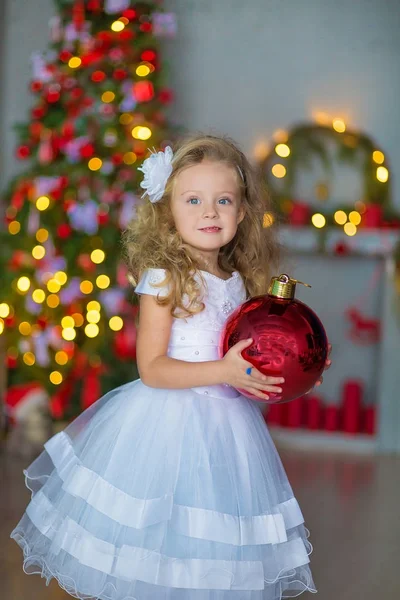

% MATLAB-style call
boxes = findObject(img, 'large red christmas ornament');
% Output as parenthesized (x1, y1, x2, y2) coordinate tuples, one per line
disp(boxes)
(219, 274, 328, 404)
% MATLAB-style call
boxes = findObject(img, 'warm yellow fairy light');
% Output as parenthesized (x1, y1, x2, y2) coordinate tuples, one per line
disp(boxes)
(0, 320, 4, 335)
(332, 119, 346, 133)
(87, 301, 101, 311)
(376, 166, 389, 183)
(23, 352, 36, 366)
(80, 280, 94, 294)
(47, 294, 60, 308)
(109, 316, 123, 331)
(85, 323, 99, 338)
(32, 289, 46, 303)
(349, 211, 361, 226)
(87, 310, 101, 324)
(311, 213, 326, 228)
(253, 141, 270, 161)
(50, 371, 63, 385)
(32, 245, 46, 260)
(55, 351, 69, 365)
(61, 316, 75, 328)
(136, 64, 151, 77)
(372, 150, 385, 164)
(275, 143, 290, 158)
(111, 19, 125, 31)
(0, 303, 10, 318)
(68, 56, 81, 69)
(88, 157, 102, 171)
(36, 228, 49, 243)
(17, 277, 31, 292)
(131, 126, 151, 140)
(272, 129, 288, 143)
(313, 111, 331, 125)
(47, 279, 61, 293)
(19, 321, 31, 335)
(101, 91, 115, 103)
(119, 113, 133, 125)
(96, 275, 110, 289)
(271, 164, 286, 178)
(334, 210, 347, 225)
(8, 221, 21, 235)
(344, 222, 357, 236)
(123, 151, 137, 165)
(36, 196, 50, 211)
(263, 212, 274, 227)
(72, 313, 84, 327)
(91, 249, 105, 264)
(62, 327, 76, 341)
(54, 271, 67, 285)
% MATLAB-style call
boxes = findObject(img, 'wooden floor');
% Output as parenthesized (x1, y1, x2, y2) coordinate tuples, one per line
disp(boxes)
(1, 445, 399, 600)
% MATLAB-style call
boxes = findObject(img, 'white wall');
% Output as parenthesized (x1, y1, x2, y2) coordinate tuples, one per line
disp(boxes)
(164, 0, 400, 208)
(1, 0, 399, 207)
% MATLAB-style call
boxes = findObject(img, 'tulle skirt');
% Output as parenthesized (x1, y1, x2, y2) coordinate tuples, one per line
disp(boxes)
(10, 379, 317, 599)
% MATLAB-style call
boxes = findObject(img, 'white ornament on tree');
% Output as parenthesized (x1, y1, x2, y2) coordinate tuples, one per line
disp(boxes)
(104, 0, 130, 14)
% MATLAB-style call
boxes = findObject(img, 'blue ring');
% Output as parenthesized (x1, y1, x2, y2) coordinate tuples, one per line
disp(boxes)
(246, 367, 252, 375)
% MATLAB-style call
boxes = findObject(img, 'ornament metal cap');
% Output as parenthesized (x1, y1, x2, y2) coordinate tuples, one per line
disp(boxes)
(268, 273, 311, 300)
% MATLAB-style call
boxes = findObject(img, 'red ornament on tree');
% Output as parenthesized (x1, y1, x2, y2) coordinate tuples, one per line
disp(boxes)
(133, 81, 154, 102)
(220, 274, 328, 403)
(72, 0, 85, 30)
(57, 223, 72, 238)
(16, 145, 31, 160)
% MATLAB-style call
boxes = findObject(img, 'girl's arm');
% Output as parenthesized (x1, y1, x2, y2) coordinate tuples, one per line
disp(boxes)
(136, 294, 224, 389)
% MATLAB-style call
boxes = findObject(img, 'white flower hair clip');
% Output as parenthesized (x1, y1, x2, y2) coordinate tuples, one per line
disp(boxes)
(138, 146, 173, 203)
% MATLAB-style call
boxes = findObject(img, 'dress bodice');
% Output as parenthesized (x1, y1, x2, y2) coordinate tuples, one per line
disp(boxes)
(134, 268, 248, 399)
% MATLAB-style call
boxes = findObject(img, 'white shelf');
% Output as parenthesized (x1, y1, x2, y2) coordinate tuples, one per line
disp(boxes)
(269, 426, 377, 455)
(279, 225, 399, 256)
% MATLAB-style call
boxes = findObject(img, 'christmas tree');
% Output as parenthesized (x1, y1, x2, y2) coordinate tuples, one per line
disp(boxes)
(0, 0, 176, 421)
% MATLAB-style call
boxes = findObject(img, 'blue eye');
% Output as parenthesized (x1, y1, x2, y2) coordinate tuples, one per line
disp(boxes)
(218, 198, 232, 205)
(188, 197, 200, 204)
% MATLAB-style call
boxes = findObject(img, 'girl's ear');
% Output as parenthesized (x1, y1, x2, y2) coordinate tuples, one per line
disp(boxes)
(237, 203, 246, 225)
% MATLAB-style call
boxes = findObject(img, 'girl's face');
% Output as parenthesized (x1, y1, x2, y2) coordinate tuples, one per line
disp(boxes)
(170, 160, 245, 261)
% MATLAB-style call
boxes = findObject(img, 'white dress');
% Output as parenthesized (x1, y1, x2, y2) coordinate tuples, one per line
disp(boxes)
(10, 268, 316, 600)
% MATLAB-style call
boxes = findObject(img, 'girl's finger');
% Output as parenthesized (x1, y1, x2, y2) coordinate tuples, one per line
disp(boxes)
(246, 382, 283, 394)
(241, 387, 269, 400)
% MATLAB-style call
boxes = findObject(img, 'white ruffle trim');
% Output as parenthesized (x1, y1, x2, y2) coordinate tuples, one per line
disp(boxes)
(21, 490, 312, 591)
(40, 432, 304, 546)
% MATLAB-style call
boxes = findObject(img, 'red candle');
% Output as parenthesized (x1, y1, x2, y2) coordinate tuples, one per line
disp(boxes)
(289, 201, 310, 226)
(324, 405, 339, 432)
(363, 204, 383, 228)
(287, 396, 304, 428)
(265, 403, 282, 426)
(342, 380, 363, 434)
(363, 405, 376, 435)
(306, 395, 322, 430)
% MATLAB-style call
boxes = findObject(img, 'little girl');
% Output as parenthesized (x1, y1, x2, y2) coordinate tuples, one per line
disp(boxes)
(11, 134, 331, 599)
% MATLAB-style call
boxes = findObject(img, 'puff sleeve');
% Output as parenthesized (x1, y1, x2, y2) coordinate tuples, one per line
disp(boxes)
(134, 268, 170, 298)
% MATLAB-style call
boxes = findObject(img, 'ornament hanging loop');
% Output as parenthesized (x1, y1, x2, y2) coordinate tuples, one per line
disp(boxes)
(268, 273, 312, 300)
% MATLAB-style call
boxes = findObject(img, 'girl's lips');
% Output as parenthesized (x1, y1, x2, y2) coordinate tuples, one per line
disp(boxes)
(199, 227, 222, 232)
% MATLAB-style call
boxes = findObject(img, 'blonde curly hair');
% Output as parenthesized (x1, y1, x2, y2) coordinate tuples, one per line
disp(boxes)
(122, 133, 282, 318)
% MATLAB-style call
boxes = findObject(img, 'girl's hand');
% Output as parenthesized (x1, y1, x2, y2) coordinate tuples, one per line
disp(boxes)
(314, 343, 332, 388)
(220, 338, 285, 401)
